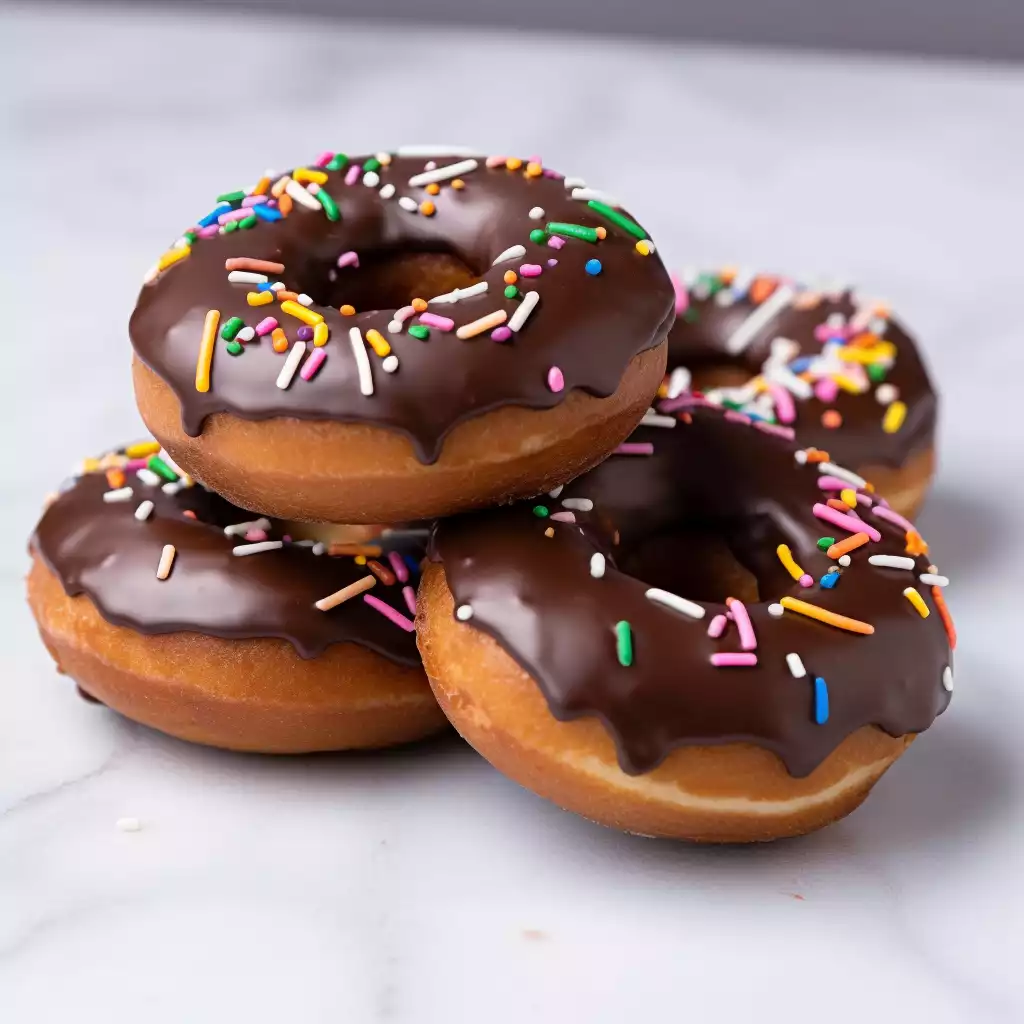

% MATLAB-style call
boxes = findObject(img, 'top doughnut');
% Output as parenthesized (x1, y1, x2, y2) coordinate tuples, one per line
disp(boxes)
(130, 148, 675, 523)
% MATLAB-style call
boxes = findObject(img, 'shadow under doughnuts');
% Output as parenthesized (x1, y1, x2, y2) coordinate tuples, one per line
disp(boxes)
(916, 484, 1009, 580)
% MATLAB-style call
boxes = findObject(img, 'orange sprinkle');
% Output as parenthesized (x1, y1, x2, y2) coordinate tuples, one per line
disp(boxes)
(105, 468, 125, 489)
(420, 200, 436, 216)
(411, 298, 428, 313)
(504, 270, 518, 285)
(803, 448, 830, 463)
(505, 157, 523, 171)
(779, 596, 875, 635)
(821, 410, 843, 429)
(252, 176, 271, 196)
(277, 291, 299, 302)
(932, 586, 957, 649)
(827, 532, 869, 559)
(328, 543, 383, 557)
(339, 304, 356, 317)
(365, 329, 391, 358)
(681, 412, 693, 424)
(905, 530, 929, 557)
(544, 527, 555, 538)
(826, 498, 851, 512)
(182, 510, 197, 520)
(278, 192, 293, 215)
(749, 276, 778, 304)
(271, 328, 288, 353)
(366, 559, 397, 585)
(595, 226, 607, 239)
(425, 182, 440, 195)
(525, 161, 543, 177)
(719, 265, 738, 285)
(451, 179, 465, 190)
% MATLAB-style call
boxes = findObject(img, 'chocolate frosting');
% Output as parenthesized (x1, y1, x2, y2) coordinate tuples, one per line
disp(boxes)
(31, 449, 421, 664)
(667, 272, 937, 469)
(432, 403, 952, 777)
(130, 153, 675, 463)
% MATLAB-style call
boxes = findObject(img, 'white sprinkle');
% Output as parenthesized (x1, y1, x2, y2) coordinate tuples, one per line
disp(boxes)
(561, 498, 593, 511)
(424, 161, 437, 170)
(161, 482, 182, 496)
(714, 289, 736, 307)
(838, 554, 852, 567)
(232, 541, 284, 557)
(666, 366, 691, 399)
(548, 485, 564, 498)
(397, 144, 480, 157)
(236, 326, 256, 343)
(876, 383, 899, 405)
(645, 588, 706, 620)
(942, 666, 954, 692)
(270, 281, 285, 292)
(786, 653, 807, 678)
(817, 462, 867, 489)
(455, 604, 474, 621)
(156, 544, 176, 580)
(408, 158, 479, 187)
(382, 354, 399, 374)
(297, 293, 314, 307)
(136, 468, 161, 487)
(492, 245, 526, 266)
(349, 327, 374, 396)
(920, 573, 949, 587)
(227, 270, 267, 284)
(363, 171, 380, 187)
(312, 542, 326, 556)
(641, 410, 677, 429)
(142, 264, 159, 284)
(868, 554, 916, 570)
(590, 553, 606, 578)
(103, 486, 133, 503)
(387, 320, 402, 333)
(285, 178, 321, 210)
(398, 196, 419, 212)
(725, 284, 796, 354)
(430, 281, 489, 304)
(224, 518, 271, 537)
(765, 364, 814, 400)
(379, 183, 396, 199)
(134, 500, 154, 521)
(794, 449, 809, 465)
(508, 290, 539, 332)
(528, 206, 545, 220)
(276, 341, 306, 390)
(570, 187, 620, 206)
(116, 817, 141, 832)
(563, 176, 586, 189)
(768, 603, 785, 618)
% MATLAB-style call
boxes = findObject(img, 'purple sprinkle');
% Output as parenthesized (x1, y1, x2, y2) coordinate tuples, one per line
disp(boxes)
(546, 258, 558, 267)
(297, 326, 314, 341)
(547, 236, 565, 249)
(491, 326, 512, 342)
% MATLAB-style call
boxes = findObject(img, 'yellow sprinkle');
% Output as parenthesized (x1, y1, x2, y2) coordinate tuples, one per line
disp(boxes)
(776, 544, 806, 582)
(544, 527, 555, 537)
(125, 441, 160, 459)
(635, 240, 653, 256)
(883, 400, 907, 433)
(365, 329, 391, 358)
(157, 246, 190, 271)
(456, 310, 507, 339)
(903, 587, 930, 618)
(195, 309, 219, 393)
(839, 342, 897, 364)
(280, 299, 323, 326)
(354, 555, 367, 565)
(525, 161, 543, 178)
(420, 200, 436, 216)
(451, 179, 465, 190)
(505, 157, 523, 171)
(313, 322, 329, 347)
(377, 153, 392, 166)
(81, 457, 100, 473)
(292, 167, 328, 185)
(833, 374, 868, 394)
(840, 488, 858, 508)
(247, 291, 274, 306)
(270, 175, 291, 198)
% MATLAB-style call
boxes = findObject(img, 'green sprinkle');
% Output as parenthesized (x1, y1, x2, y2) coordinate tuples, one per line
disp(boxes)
(216, 190, 246, 204)
(226, 340, 244, 356)
(504, 285, 519, 299)
(221, 316, 244, 341)
(223, 220, 239, 233)
(147, 455, 179, 481)
(720, 399, 744, 411)
(325, 153, 349, 172)
(316, 188, 340, 221)
(408, 325, 430, 340)
(683, 308, 700, 323)
(615, 620, 633, 667)
(239, 214, 257, 230)
(545, 222, 598, 243)
(697, 272, 724, 296)
(183, 231, 197, 245)
(587, 200, 647, 240)
(532, 505, 549, 518)
(529, 228, 547, 244)
(362, 157, 381, 173)
(867, 362, 888, 382)
(817, 537, 836, 551)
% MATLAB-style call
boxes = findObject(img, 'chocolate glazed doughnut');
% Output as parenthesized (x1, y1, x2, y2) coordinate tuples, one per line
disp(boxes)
(27, 443, 446, 752)
(663, 269, 938, 517)
(130, 150, 675, 523)
(419, 403, 954, 842)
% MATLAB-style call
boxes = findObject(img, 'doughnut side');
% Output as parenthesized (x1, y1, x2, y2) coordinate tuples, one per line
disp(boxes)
(28, 555, 447, 753)
(417, 563, 912, 843)
(853, 446, 936, 520)
(134, 342, 666, 523)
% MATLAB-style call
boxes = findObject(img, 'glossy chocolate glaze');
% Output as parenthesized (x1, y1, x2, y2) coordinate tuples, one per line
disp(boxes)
(667, 272, 937, 468)
(432, 403, 952, 777)
(32, 450, 421, 664)
(130, 153, 675, 463)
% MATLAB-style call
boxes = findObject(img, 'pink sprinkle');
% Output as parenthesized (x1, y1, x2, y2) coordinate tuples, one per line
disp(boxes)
(491, 326, 512, 342)
(387, 551, 409, 583)
(813, 502, 882, 542)
(529, 154, 543, 165)
(814, 323, 847, 343)
(363, 594, 415, 632)
(872, 504, 916, 533)
(754, 421, 796, 440)
(217, 208, 250, 225)
(485, 155, 507, 168)
(671, 273, 689, 315)
(418, 312, 455, 331)
(124, 459, 147, 471)
(255, 317, 278, 336)
(767, 383, 796, 424)
(615, 442, 654, 456)
(520, 264, 543, 277)
(402, 586, 417, 616)
(314, 151, 334, 168)
(394, 305, 416, 324)
(198, 225, 220, 238)
(711, 653, 758, 668)
(244, 528, 268, 542)
(658, 395, 712, 414)
(542, 168, 561, 179)
(707, 614, 728, 639)
(725, 598, 757, 650)
(817, 476, 852, 490)
(336, 251, 360, 269)
(547, 259, 559, 267)
(856, 492, 873, 507)
(815, 378, 839, 403)
(547, 366, 565, 392)
(724, 411, 753, 425)
(550, 511, 576, 523)
(344, 164, 360, 186)
(300, 348, 326, 381)
(547, 236, 565, 249)
(799, 574, 814, 588)
(241, 195, 268, 208)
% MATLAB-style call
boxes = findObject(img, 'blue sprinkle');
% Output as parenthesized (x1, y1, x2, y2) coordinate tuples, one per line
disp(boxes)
(254, 204, 283, 222)
(256, 282, 276, 292)
(820, 571, 840, 589)
(197, 202, 230, 227)
(789, 356, 814, 373)
(403, 554, 420, 576)
(814, 677, 829, 724)
(585, 259, 603, 276)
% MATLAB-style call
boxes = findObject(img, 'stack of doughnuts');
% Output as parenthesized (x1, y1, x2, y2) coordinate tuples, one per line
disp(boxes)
(28, 148, 952, 841)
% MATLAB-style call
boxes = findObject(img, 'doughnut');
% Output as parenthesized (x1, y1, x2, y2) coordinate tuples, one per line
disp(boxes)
(419, 401, 954, 842)
(130, 149, 675, 523)
(27, 442, 446, 753)
(664, 268, 937, 517)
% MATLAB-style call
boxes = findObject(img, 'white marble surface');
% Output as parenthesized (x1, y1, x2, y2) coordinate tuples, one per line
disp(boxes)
(3, 6, 1024, 1021)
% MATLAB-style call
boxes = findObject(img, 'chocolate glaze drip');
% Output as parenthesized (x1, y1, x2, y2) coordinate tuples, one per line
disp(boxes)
(32, 455, 420, 664)
(130, 154, 675, 463)
(432, 404, 951, 777)
(667, 276, 937, 468)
